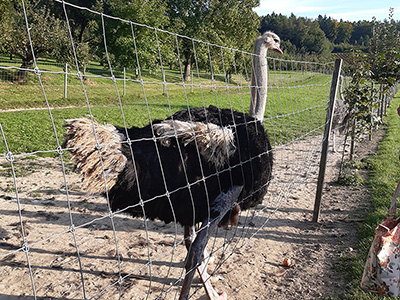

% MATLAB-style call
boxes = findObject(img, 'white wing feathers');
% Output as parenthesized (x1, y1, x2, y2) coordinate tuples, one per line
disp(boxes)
(154, 120, 236, 169)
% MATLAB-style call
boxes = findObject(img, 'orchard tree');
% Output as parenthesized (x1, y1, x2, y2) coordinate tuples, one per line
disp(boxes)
(0, 0, 68, 79)
(49, 1, 101, 77)
(167, 0, 260, 81)
(368, 9, 400, 88)
(339, 8, 400, 168)
(0, 0, 14, 56)
(88, 0, 170, 72)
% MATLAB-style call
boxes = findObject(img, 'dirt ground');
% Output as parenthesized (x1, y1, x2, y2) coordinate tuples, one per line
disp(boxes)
(0, 129, 380, 300)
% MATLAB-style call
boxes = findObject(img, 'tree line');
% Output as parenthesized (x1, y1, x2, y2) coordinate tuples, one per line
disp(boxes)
(0, 0, 399, 78)
(0, 0, 261, 81)
(261, 12, 400, 60)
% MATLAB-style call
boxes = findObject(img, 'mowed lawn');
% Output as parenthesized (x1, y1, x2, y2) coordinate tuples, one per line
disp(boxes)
(0, 58, 332, 156)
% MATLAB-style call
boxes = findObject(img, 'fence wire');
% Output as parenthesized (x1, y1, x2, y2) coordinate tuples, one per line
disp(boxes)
(0, 1, 339, 299)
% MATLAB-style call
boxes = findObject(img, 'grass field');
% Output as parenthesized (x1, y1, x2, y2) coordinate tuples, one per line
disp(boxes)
(0, 57, 332, 156)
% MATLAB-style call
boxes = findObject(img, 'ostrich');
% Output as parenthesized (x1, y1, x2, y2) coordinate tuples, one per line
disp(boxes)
(63, 31, 282, 300)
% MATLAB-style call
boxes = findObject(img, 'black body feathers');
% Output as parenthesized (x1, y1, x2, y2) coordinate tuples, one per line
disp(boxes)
(108, 105, 273, 226)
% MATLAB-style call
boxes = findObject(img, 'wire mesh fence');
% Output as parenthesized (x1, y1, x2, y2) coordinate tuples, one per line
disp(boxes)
(0, 1, 345, 299)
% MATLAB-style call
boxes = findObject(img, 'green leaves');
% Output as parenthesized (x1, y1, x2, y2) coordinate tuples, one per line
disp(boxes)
(0, 0, 72, 81)
(368, 10, 400, 86)
(342, 9, 399, 146)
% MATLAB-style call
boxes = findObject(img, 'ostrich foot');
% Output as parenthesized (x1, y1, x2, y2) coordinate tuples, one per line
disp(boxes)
(210, 292, 227, 300)
(204, 286, 227, 300)
(197, 262, 227, 300)
(211, 275, 223, 283)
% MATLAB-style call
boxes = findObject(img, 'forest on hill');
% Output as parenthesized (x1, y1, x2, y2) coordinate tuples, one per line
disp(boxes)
(260, 13, 383, 60)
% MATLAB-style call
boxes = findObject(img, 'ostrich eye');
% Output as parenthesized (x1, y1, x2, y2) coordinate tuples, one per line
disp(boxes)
(274, 39, 279, 43)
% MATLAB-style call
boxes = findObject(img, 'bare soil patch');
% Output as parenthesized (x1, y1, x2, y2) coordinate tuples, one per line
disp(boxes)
(0, 130, 381, 300)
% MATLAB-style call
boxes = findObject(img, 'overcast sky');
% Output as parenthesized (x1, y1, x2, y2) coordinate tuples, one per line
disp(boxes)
(254, 0, 399, 22)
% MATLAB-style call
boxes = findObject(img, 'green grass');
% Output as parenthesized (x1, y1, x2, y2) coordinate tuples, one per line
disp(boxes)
(0, 58, 331, 156)
(336, 95, 400, 300)
(0, 57, 331, 110)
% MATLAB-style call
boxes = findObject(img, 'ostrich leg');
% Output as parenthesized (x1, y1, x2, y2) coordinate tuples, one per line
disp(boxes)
(184, 225, 220, 300)
(179, 185, 243, 300)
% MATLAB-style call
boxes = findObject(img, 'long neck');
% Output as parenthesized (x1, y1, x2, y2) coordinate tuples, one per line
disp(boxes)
(249, 37, 268, 122)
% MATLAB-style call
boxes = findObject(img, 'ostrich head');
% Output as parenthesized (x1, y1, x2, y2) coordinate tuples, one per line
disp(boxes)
(249, 31, 283, 122)
(261, 31, 283, 55)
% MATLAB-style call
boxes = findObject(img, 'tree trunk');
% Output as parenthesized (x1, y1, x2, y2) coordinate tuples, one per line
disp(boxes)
(225, 71, 231, 84)
(17, 60, 33, 83)
(183, 53, 191, 82)
(83, 63, 87, 80)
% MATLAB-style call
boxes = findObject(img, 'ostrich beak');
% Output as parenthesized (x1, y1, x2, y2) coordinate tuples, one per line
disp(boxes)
(273, 43, 283, 55)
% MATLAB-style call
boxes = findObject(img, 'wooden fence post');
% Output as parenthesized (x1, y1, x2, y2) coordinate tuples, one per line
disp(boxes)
(64, 63, 68, 98)
(383, 92, 388, 117)
(369, 82, 374, 141)
(379, 84, 384, 120)
(191, 71, 193, 93)
(162, 69, 167, 95)
(349, 119, 355, 160)
(313, 58, 343, 223)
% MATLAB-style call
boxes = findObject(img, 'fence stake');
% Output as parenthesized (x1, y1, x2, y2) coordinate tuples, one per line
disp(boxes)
(379, 84, 383, 120)
(64, 63, 68, 98)
(162, 69, 167, 95)
(383, 92, 388, 117)
(123, 67, 126, 96)
(313, 58, 342, 223)
(369, 82, 374, 141)
(191, 71, 193, 93)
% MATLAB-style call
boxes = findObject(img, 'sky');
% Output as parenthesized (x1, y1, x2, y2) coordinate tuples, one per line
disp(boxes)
(254, 0, 400, 22)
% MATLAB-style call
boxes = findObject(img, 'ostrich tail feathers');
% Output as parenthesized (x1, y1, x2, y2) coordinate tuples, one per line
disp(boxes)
(63, 118, 127, 194)
(154, 120, 236, 169)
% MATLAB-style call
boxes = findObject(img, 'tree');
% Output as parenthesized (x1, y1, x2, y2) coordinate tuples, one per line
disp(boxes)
(261, 13, 332, 57)
(167, 0, 260, 81)
(335, 22, 353, 44)
(368, 10, 400, 88)
(350, 21, 372, 46)
(48, 0, 104, 77)
(0, 0, 15, 56)
(89, 0, 170, 72)
(0, 0, 68, 80)
(339, 8, 400, 170)
(317, 15, 338, 42)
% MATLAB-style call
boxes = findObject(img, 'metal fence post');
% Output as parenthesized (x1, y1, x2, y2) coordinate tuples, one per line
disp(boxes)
(64, 63, 68, 98)
(313, 58, 343, 223)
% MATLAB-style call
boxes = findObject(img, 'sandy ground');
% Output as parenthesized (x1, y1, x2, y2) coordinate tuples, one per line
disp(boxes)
(0, 129, 378, 300)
